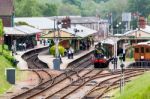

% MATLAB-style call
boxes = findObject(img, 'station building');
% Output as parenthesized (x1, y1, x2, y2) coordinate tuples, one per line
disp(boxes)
(0, 0, 14, 27)
(42, 24, 97, 52)
(4, 25, 42, 50)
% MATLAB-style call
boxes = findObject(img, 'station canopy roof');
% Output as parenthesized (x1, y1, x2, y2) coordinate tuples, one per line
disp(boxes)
(4, 25, 42, 36)
(15, 17, 55, 30)
(42, 24, 97, 38)
(61, 25, 97, 38)
(137, 41, 150, 45)
(116, 25, 150, 37)
(42, 31, 74, 38)
(101, 37, 120, 45)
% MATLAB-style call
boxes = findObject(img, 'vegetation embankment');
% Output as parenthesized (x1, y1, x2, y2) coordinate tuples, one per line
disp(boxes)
(0, 54, 13, 94)
(112, 72, 150, 99)
(0, 45, 15, 94)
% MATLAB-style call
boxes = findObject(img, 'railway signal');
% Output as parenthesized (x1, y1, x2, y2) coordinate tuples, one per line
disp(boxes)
(119, 55, 125, 94)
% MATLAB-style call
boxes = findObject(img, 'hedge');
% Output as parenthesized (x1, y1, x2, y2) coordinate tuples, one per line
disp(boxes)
(49, 45, 65, 56)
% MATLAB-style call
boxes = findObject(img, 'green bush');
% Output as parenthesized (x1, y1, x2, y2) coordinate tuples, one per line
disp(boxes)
(50, 45, 65, 56)
(0, 45, 15, 67)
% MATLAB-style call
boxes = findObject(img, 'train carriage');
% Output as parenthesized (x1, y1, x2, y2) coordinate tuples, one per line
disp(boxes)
(134, 41, 150, 61)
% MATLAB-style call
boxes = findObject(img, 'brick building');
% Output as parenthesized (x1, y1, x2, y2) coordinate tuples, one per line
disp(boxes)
(0, 0, 14, 27)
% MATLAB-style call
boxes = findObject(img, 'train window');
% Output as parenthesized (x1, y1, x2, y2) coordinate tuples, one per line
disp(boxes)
(135, 48, 139, 53)
(146, 48, 150, 53)
(141, 47, 144, 53)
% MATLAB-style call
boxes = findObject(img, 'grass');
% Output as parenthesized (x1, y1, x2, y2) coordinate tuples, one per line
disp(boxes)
(0, 44, 29, 95)
(0, 44, 15, 94)
(112, 72, 150, 99)
(0, 56, 13, 94)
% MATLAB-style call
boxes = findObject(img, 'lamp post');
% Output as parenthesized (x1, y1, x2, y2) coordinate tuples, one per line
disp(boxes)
(73, 28, 79, 51)
(53, 18, 61, 70)
(53, 18, 59, 58)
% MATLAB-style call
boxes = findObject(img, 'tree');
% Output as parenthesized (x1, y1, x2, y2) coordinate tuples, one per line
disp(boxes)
(58, 3, 81, 16)
(62, 0, 81, 7)
(128, 0, 150, 17)
(147, 14, 150, 25)
(94, 0, 109, 3)
(0, 19, 3, 37)
(15, 0, 42, 17)
(43, 3, 58, 16)
(0, 19, 4, 54)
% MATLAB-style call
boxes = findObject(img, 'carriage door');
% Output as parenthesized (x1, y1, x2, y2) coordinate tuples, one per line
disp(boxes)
(140, 47, 145, 60)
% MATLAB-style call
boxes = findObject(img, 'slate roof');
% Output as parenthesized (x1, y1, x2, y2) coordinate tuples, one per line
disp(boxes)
(49, 16, 108, 23)
(15, 17, 55, 30)
(0, 0, 14, 16)
(4, 25, 42, 36)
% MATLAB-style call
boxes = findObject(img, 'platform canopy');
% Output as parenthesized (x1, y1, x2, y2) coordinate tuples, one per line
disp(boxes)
(4, 25, 42, 36)
(42, 31, 75, 38)
(42, 24, 97, 38)
(61, 24, 97, 38)
(15, 17, 55, 30)
(101, 37, 120, 45)
(117, 25, 150, 38)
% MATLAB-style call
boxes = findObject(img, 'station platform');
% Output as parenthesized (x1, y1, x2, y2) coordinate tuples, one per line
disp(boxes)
(109, 58, 135, 69)
(14, 40, 96, 70)
(38, 47, 95, 70)
(15, 41, 134, 70)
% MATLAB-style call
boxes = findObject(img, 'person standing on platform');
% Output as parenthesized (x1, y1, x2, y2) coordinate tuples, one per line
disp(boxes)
(68, 48, 71, 59)
(59, 54, 62, 64)
(43, 39, 46, 46)
(23, 42, 26, 51)
(70, 47, 74, 59)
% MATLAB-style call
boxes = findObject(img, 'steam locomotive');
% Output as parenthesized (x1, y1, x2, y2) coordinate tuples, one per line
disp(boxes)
(93, 45, 113, 68)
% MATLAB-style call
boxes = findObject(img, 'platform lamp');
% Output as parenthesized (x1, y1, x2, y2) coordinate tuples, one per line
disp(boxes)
(73, 28, 79, 52)
(53, 17, 61, 70)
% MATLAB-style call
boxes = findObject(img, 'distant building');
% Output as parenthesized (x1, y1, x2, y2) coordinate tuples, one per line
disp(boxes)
(0, 0, 14, 27)
(49, 16, 109, 41)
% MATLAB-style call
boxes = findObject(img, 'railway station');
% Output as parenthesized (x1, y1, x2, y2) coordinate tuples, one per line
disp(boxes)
(0, 0, 150, 99)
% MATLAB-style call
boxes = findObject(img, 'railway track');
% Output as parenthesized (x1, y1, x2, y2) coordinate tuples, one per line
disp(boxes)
(11, 46, 148, 99)
(22, 47, 52, 83)
(11, 51, 93, 99)
(83, 69, 145, 99)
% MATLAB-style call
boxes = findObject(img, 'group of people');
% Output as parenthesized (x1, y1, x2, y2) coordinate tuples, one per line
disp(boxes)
(80, 39, 94, 50)
(18, 43, 27, 51)
(67, 47, 74, 59)
(64, 47, 74, 59)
